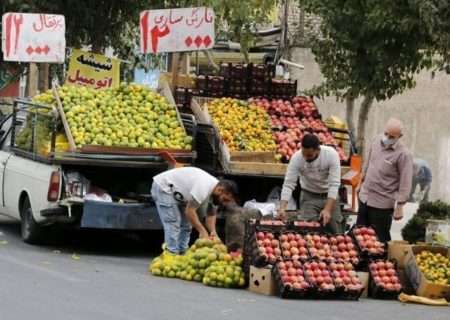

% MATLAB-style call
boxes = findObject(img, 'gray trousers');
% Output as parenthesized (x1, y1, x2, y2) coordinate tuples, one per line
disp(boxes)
(298, 190, 345, 234)
(409, 177, 431, 204)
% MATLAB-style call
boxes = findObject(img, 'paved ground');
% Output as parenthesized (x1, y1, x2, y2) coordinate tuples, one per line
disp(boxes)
(0, 216, 448, 320)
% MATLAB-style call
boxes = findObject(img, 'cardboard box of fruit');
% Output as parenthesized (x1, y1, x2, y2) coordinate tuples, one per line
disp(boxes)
(405, 245, 450, 300)
(388, 240, 411, 269)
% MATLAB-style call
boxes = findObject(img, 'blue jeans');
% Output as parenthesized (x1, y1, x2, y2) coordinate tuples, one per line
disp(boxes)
(151, 183, 192, 254)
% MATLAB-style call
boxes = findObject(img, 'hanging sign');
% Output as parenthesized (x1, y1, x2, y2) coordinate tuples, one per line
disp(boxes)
(140, 7, 215, 54)
(1, 13, 65, 63)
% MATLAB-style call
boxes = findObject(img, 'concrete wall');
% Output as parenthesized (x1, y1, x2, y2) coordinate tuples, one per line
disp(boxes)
(285, 4, 321, 46)
(290, 48, 450, 202)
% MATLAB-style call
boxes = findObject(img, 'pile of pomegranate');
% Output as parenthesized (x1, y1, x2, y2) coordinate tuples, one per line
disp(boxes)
(305, 234, 334, 261)
(255, 231, 281, 264)
(352, 226, 385, 256)
(276, 260, 311, 291)
(329, 261, 364, 292)
(249, 97, 348, 162)
(280, 233, 310, 260)
(304, 261, 336, 291)
(328, 234, 360, 265)
(369, 261, 402, 292)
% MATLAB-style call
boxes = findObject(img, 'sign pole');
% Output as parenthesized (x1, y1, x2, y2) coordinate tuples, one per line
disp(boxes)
(27, 63, 38, 96)
(171, 53, 180, 92)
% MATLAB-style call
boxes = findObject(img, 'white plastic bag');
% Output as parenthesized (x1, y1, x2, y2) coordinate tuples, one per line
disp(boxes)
(266, 186, 297, 210)
(84, 193, 112, 203)
(243, 200, 276, 217)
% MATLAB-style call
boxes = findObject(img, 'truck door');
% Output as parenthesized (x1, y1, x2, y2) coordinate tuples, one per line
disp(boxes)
(0, 114, 13, 212)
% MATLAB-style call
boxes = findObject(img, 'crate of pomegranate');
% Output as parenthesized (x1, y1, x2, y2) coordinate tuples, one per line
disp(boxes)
(368, 260, 403, 299)
(349, 225, 386, 262)
(329, 260, 365, 300)
(279, 232, 311, 261)
(246, 230, 282, 268)
(273, 259, 313, 299)
(245, 219, 287, 242)
(303, 260, 337, 299)
(287, 219, 323, 234)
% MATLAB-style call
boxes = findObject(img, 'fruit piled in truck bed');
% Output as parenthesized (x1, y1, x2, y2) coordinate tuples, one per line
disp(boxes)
(16, 91, 69, 155)
(58, 84, 192, 149)
(250, 97, 348, 162)
(206, 98, 276, 152)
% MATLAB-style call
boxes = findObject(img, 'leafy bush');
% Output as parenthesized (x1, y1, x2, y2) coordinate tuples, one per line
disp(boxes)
(401, 201, 450, 243)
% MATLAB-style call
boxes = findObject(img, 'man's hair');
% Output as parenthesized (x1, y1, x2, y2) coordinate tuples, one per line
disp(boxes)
(301, 134, 320, 150)
(217, 179, 239, 199)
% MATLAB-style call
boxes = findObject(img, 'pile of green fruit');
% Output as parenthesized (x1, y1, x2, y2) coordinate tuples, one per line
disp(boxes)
(58, 84, 192, 149)
(203, 260, 245, 288)
(180, 240, 227, 282)
(416, 251, 450, 285)
(149, 254, 186, 279)
(16, 91, 59, 154)
(149, 238, 245, 289)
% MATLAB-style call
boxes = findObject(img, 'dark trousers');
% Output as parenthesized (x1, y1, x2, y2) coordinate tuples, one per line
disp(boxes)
(356, 201, 393, 242)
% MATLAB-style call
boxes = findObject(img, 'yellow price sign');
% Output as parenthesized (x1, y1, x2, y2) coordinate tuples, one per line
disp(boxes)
(66, 49, 120, 89)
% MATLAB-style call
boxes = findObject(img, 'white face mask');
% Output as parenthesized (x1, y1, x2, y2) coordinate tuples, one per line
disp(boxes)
(382, 134, 398, 146)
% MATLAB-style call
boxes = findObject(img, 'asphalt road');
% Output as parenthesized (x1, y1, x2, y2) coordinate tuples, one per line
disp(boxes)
(0, 217, 448, 320)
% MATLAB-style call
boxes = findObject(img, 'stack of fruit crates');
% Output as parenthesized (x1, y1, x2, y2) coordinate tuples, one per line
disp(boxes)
(248, 63, 272, 97)
(243, 220, 402, 300)
(222, 63, 249, 99)
(269, 79, 298, 99)
(196, 75, 227, 98)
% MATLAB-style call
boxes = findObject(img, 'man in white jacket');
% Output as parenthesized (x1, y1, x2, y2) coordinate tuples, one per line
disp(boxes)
(278, 134, 343, 233)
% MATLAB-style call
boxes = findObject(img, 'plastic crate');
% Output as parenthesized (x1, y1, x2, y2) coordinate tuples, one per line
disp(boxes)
(247, 230, 281, 268)
(303, 260, 337, 299)
(287, 220, 324, 234)
(368, 259, 402, 299)
(349, 225, 387, 261)
(329, 260, 365, 300)
(272, 260, 313, 299)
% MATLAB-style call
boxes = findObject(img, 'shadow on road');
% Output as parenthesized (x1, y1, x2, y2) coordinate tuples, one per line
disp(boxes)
(0, 218, 165, 258)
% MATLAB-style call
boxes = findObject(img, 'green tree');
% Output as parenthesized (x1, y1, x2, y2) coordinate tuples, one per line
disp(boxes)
(298, 0, 439, 154)
(413, 0, 450, 74)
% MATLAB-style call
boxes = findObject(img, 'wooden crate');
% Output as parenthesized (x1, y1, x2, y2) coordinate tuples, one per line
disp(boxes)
(228, 161, 287, 176)
(52, 80, 192, 158)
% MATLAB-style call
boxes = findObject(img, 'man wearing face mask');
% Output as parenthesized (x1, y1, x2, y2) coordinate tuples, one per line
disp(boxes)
(151, 167, 236, 255)
(357, 118, 413, 242)
(278, 134, 344, 233)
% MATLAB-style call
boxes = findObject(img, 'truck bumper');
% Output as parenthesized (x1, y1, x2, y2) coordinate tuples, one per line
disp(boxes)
(40, 206, 69, 218)
(80, 200, 162, 230)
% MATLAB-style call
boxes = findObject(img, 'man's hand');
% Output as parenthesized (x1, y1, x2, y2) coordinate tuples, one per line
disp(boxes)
(199, 229, 209, 239)
(394, 205, 404, 221)
(356, 183, 362, 195)
(277, 200, 288, 220)
(319, 209, 332, 225)
(210, 230, 218, 238)
(277, 208, 286, 220)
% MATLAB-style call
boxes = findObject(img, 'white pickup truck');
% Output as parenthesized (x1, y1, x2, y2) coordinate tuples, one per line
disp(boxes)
(0, 100, 197, 244)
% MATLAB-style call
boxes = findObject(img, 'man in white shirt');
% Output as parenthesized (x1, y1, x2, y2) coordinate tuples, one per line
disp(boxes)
(278, 134, 343, 233)
(151, 167, 236, 255)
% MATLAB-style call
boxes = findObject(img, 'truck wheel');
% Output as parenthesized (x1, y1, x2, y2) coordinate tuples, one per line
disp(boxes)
(20, 197, 44, 244)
